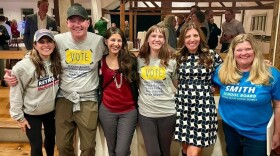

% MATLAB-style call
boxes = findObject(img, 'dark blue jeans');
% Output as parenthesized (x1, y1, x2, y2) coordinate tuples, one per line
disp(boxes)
(222, 121, 266, 156)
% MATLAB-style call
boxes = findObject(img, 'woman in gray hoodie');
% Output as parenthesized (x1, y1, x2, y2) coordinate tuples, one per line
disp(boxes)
(9, 29, 62, 156)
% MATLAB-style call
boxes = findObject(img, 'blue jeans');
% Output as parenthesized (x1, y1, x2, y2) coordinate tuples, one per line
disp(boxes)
(222, 121, 266, 156)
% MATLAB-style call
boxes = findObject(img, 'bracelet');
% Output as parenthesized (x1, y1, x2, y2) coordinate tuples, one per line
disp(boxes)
(17, 117, 25, 123)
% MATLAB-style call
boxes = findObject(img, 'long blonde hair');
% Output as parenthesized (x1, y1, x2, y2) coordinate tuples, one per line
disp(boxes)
(218, 34, 272, 85)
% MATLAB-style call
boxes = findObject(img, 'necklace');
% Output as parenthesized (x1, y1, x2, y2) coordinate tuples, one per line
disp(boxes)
(114, 73, 123, 88)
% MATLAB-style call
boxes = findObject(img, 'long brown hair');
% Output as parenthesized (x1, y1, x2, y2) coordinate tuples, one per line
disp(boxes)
(138, 25, 171, 67)
(31, 39, 62, 79)
(103, 27, 137, 83)
(176, 22, 213, 70)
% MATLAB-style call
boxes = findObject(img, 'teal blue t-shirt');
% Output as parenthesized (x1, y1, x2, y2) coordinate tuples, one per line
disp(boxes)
(213, 66, 280, 141)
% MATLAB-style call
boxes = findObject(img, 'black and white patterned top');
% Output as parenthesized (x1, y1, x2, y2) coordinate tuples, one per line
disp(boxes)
(174, 50, 222, 147)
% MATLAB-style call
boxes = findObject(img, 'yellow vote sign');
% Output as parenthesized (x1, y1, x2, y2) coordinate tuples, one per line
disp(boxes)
(141, 66, 166, 80)
(65, 49, 92, 65)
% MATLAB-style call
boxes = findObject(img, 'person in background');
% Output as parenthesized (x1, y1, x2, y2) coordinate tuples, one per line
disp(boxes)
(0, 15, 12, 42)
(24, 0, 57, 51)
(9, 29, 62, 156)
(157, 15, 166, 27)
(213, 34, 280, 156)
(204, 10, 221, 50)
(111, 23, 117, 28)
(5, 17, 11, 26)
(186, 5, 200, 23)
(175, 22, 222, 156)
(98, 27, 139, 156)
(176, 15, 185, 38)
(137, 25, 177, 156)
(124, 20, 130, 41)
(191, 10, 207, 39)
(163, 15, 177, 49)
(87, 18, 95, 33)
(220, 9, 245, 53)
(0, 24, 10, 87)
(94, 16, 109, 36)
(11, 19, 20, 38)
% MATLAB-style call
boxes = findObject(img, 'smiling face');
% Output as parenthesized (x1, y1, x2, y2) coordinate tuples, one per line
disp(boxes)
(184, 28, 200, 53)
(234, 41, 255, 71)
(191, 14, 199, 25)
(33, 36, 55, 60)
(225, 10, 234, 22)
(147, 29, 165, 52)
(38, 1, 49, 15)
(105, 33, 122, 55)
(67, 16, 89, 41)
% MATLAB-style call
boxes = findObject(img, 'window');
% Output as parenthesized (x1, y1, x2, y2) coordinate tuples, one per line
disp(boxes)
(251, 14, 266, 32)
(22, 8, 34, 19)
(86, 9, 91, 17)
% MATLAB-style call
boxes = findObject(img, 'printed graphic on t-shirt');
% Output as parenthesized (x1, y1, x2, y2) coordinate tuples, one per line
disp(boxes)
(65, 49, 92, 65)
(141, 66, 166, 96)
(64, 49, 93, 79)
(222, 85, 257, 101)
(38, 76, 59, 91)
(143, 81, 165, 96)
(141, 66, 166, 80)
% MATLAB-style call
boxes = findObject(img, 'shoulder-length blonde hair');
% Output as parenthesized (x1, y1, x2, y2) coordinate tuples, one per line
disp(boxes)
(219, 33, 272, 85)
(138, 25, 171, 67)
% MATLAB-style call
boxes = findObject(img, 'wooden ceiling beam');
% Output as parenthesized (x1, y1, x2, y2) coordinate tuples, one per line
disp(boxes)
(103, 10, 240, 16)
(219, 2, 226, 7)
(130, 6, 273, 10)
(142, 1, 150, 7)
(255, 1, 264, 6)
(125, 0, 273, 2)
(150, 1, 159, 7)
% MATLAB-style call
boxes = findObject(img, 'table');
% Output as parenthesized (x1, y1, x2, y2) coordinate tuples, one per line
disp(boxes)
(0, 50, 26, 69)
(0, 50, 26, 59)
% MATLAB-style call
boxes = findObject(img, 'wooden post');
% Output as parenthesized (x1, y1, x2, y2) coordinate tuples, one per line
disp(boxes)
(269, 0, 280, 69)
(133, 1, 138, 44)
(58, 0, 73, 33)
(120, 0, 125, 32)
(129, 11, 133, 41)
(53, 0, 60, 27)
(161, 1, 172, 16)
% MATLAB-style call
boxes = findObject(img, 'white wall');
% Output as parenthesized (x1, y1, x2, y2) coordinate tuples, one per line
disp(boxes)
(0, 1, 54, 22)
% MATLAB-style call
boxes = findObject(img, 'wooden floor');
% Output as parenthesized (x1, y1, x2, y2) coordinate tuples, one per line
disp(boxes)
(0, 85, 59, 156)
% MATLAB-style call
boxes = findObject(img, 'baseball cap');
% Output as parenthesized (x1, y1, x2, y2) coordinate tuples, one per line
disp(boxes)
(67, 4, 88, 20)
(33, 29, 55, 42)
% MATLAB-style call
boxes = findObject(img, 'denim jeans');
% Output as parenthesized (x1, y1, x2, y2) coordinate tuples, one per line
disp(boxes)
(222, 121, 266, 156)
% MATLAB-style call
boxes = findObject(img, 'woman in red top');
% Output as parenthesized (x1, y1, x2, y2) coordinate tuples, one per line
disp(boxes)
(11, 19, 20, 38)
(98, 27, 139, 156)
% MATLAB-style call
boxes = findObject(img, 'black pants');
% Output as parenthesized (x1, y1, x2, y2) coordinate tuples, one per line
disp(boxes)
(25, 111, 55, 156)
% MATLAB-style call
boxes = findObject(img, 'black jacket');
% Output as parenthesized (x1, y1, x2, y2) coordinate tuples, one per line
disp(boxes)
(0, 25, 10, 49)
